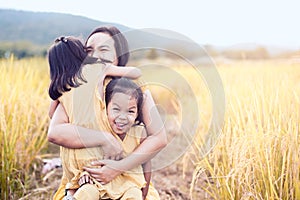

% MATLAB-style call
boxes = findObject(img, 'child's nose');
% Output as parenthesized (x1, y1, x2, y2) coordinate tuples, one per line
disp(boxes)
(118, 112, 127, 120)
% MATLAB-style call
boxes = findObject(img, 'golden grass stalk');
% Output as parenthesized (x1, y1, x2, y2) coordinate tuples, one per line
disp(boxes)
(0, 57, 50, 199)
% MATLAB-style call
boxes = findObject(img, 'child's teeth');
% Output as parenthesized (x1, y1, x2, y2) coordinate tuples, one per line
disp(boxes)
(116, 122, 125, 127)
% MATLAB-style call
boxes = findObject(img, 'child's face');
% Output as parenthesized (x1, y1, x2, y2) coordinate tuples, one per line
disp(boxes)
(107, 92, 138, 135)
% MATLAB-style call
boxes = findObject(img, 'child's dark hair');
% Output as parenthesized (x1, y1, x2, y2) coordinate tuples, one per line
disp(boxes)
(48, 36, 88, 100)
(105, 78, 144, 125)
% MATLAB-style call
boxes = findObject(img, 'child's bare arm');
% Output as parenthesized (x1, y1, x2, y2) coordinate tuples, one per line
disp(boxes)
(104, 64, 141, 79)
(48, 100, 59, 119)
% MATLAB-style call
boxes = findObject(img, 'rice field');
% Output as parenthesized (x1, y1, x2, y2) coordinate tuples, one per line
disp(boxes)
(192, 60, 300, 200)
(0, 57, 299, 199)
(0, 56, 50, 199)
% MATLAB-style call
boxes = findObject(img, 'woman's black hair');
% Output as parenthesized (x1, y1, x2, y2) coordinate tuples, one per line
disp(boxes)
(85, 26, 129, 66)
(105, 78, 144, 125)
(48, 36, 87, 100)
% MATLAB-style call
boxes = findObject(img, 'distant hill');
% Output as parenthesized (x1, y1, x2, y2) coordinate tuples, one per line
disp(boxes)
(0, 9, 297, 60)
(0, 9, 130, 45)
(0, 9, 209, 60)
(0, 9, 199, 48)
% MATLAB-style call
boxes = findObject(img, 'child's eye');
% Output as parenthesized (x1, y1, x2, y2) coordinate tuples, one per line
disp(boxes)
(113, 108, 120, 111)
(129, 110, 136, 114)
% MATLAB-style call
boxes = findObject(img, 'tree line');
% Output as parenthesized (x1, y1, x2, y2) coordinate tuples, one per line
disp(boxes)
(0, 41, 47, 59)
(0, 41, 298, 60)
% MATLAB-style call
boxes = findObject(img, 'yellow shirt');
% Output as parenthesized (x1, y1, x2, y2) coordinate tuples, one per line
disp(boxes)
(56, 63, 147, 199)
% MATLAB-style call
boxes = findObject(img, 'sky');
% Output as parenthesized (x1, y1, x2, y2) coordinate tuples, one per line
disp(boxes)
(1, 0, 299, 48)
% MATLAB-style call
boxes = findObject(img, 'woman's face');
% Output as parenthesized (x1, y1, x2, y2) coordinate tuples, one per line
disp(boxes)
(107, 92, 138, 136)
(85, 32, 118, 65)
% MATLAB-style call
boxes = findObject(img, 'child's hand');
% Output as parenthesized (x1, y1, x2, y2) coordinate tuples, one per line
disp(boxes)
(78, 174, 94, 187)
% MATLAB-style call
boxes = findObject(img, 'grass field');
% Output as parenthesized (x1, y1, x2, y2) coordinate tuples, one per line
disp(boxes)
(0, 57, 299, 199)
(194, 60, 300, 199)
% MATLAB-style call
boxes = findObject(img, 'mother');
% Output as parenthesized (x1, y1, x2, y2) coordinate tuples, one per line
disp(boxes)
(48, 26, 167, 199)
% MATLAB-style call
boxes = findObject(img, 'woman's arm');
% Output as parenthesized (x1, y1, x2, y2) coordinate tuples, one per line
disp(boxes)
(48, 104, 124, 160)
(104, 64, 141, 79)
(118, 89, 167, 166)
(83, 89, 167, 183)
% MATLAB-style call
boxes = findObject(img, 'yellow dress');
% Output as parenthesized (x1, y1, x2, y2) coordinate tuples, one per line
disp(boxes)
(52, 63, 160, 200)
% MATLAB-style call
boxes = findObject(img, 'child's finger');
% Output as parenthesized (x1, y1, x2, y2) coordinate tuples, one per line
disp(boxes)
(78, 175, 88, 186)
(79, 177, 84, 186)
(89, 177, 94, 184)
(84, 174, 89, 183)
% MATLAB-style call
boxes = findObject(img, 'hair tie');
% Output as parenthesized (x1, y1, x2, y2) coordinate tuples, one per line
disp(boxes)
(55, 36, 68, 43)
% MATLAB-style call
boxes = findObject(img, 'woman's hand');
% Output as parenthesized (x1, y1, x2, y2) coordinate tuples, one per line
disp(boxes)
(83, 160, 123, 184)
(101, 134, 124, 160)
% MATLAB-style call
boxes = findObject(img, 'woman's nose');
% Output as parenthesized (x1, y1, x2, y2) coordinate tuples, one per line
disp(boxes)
(91, 51, 98, 58)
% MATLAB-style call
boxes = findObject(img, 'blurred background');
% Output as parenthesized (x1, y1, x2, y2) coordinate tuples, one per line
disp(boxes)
(0, 1, 299, 199)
